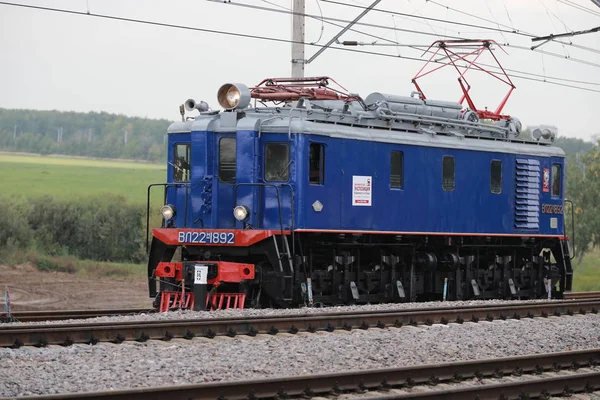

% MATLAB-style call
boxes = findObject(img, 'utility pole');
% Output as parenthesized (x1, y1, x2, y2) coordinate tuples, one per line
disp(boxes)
(291, 0, 381, 77)
(291, 0, 305, 78)
(124, 130, 128, 144)
(13, 124, 16, 139)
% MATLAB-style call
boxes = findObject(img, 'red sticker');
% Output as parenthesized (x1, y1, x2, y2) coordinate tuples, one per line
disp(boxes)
(542, 168, 550, 192)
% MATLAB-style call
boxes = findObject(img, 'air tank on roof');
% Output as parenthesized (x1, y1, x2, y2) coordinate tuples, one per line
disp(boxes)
(365, 92, 463, 120)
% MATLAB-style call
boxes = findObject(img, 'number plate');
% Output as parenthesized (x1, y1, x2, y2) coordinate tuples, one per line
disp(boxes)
(178, 231, 235, 244)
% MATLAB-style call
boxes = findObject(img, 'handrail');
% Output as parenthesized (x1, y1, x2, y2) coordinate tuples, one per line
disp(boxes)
(145, 182, 191, 253)
(564, 198, 575, 260)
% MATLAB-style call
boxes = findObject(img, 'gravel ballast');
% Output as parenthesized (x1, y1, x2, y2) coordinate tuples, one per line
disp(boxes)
(1, 314, 599, 397)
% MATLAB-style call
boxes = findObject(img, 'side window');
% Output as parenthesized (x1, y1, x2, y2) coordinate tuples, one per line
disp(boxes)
(490, 160, 502, 194)
(442, 155, 455, 191)
(309, 143, 325, 185)
(390, 151, 404, 189)
(219, 138, 236, 183)
(552, 164, 561, 196)
(173, 143, 190, 182)
(265, 143, 290, 182)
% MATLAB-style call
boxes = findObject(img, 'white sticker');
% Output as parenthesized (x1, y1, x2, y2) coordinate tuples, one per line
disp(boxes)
(194, 264, 209, 285)
(352, 175, 372, 206)
(550, 217, 558, 229)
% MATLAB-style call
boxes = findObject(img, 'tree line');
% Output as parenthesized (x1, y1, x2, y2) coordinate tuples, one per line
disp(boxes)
(564, 139, 600, 263)
(0, 108, 171, 162)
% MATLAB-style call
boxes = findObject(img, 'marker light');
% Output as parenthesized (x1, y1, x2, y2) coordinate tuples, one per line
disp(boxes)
(233, 205, 250, 221)
(160, 204, 176, 220)
(217, 83, 251, 110)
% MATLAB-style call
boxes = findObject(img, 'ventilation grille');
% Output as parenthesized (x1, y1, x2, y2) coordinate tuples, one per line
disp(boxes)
(515, 158, 540, 230)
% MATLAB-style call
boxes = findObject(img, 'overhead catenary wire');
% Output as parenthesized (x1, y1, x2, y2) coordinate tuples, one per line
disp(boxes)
(261, 0, 325, 44)
(225, 0, 600, 66)
(260, 0, 430, 52)
(1, 1, 600, 94)
(217, 0, 600, 63)
(425, 0, 600, 54)
(280, 0, 600, 63)
(205, 0, 464, 41)
(556, 0, 600, 17)
(320, 0, 524, 36)
(538, 0, 570, 57)
(210, 0, 600, 81)
(484, 0, 509, 43)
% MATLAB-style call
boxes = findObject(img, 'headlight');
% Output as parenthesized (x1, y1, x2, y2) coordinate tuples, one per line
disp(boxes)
(160, 204, 176, 220)
(233, 205, 250, 221)
(217, 83, 251, 110)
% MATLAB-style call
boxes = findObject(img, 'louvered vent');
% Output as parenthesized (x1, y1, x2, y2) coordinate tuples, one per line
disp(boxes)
(514, 159, 540, 230)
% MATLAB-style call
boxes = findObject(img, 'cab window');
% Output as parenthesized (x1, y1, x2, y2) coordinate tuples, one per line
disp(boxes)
(265, 143, 290, 182)
(173, 144, 190, 182)
(552, 164, 561, 196)
(219, 138, 236, 183)
(309, 143, 324, 185)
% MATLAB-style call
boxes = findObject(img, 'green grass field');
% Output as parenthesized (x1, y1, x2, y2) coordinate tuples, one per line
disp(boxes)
(572, 249, 600, 292)
(0, 154, 165, 205)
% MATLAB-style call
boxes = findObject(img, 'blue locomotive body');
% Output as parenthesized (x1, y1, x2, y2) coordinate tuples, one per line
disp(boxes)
(166, 125, 565, 236)
(148, 78, 572, 309)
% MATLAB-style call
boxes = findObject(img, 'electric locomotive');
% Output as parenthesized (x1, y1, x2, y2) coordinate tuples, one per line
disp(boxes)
(146, 41, 573, 310)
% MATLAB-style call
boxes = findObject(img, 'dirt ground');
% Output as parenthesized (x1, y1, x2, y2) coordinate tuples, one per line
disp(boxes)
(0, 264, 152, 312)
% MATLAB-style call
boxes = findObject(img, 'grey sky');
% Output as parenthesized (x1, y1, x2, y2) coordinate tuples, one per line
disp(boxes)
(0, 0, 598, 140)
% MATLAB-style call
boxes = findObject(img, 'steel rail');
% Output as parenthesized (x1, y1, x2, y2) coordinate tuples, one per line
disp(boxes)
(11, 348, 600, 399)
(1, 299, 599, 347)
(566, 291, 600, 300)
(377, 372, 600, 399)
(4, 308, 154, 323)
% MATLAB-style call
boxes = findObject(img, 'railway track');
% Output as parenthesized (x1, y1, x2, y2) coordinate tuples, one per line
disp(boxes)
(5, 292, 600, 322)
(3, 308, 153, 323)
(4, 293, 599, 323)
(11, 348, 600, 399)
(1, 299, 599, 347)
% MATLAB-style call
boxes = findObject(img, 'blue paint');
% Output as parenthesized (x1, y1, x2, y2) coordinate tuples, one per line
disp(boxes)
(163, 126, 564, 236)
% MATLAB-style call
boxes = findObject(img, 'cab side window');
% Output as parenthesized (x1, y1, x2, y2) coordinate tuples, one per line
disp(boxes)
(309, 143, 324, 185)
(551, 164, 561, 196)
(219, 138, 236, 183)
(265, 143, 290, 182)
(173, 144, 190, 182)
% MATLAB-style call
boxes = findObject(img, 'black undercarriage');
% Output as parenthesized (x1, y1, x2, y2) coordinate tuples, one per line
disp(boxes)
(160, 232, 573, 308)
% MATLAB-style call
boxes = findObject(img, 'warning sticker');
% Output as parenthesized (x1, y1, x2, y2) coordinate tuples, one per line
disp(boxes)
(352, 175, 372, 206)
